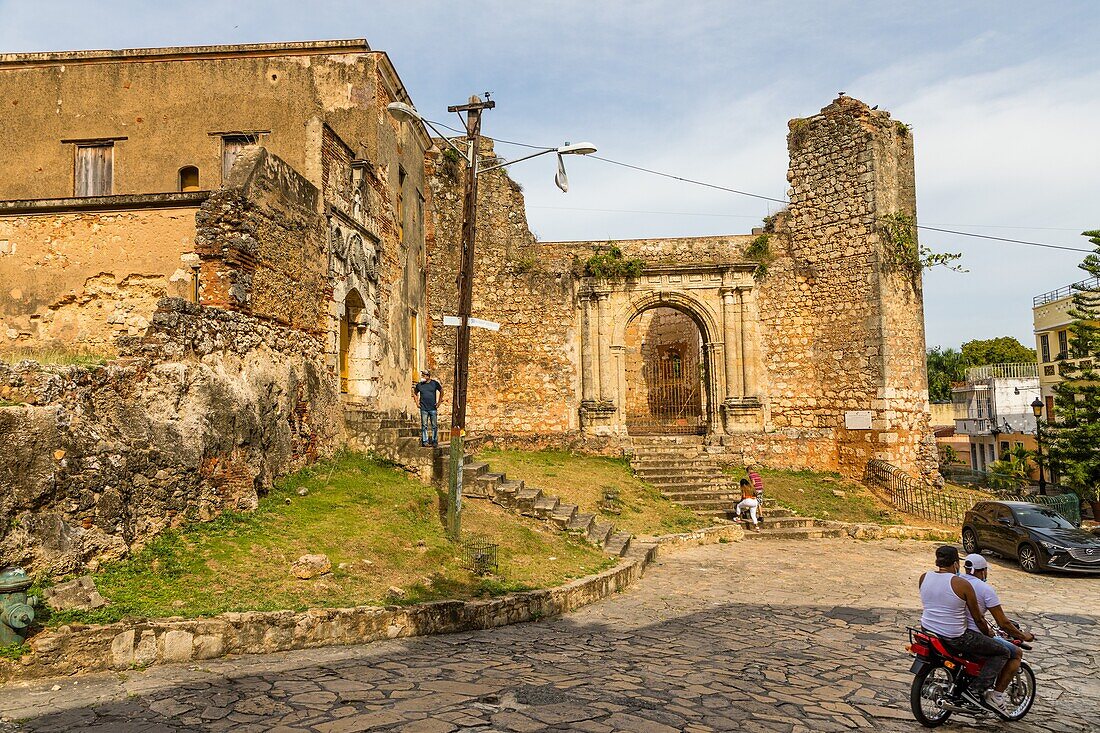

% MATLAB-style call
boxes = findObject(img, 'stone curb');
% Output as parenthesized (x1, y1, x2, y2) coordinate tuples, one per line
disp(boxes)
(1, 552, 650, 682)
(817, 520, 954, 541)
(645, 523, 746, 548)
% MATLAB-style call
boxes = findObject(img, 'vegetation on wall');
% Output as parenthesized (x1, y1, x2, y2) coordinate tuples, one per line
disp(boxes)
(878, 212, 964, 277)
(1047, 229, 1100, 513)
(744, 233, 774, 281)
(788, 118, 811, 151)
(581, 244, 645, 280)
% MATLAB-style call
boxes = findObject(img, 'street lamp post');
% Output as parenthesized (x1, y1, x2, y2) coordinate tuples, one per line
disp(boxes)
(388, 98, 595, 539)
(1031, 397, 1047, 496)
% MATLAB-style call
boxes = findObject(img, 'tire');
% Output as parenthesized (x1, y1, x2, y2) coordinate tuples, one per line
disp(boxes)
(1002, 661, 1037, 721)
(961, 527, 980, 555)
(1018, 543, 1042, 573)
(910, 664, 953, 727)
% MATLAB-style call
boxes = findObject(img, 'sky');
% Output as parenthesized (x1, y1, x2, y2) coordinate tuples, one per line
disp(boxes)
(2, 0, 1097, 349)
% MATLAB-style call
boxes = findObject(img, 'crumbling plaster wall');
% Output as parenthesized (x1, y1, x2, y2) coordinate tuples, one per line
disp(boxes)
(0, 206, 198, 348)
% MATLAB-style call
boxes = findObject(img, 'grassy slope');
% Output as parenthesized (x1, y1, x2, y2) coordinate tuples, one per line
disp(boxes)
(43, 453, 612, 625)
(477, 449, 707, 536)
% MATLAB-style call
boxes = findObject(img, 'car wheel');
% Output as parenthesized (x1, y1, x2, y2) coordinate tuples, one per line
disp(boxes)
(1018, 543, 1041, 573)
(961, 528, 980, 555)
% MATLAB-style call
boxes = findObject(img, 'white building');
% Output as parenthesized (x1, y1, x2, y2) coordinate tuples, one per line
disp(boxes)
(953, 363, 1040, 472)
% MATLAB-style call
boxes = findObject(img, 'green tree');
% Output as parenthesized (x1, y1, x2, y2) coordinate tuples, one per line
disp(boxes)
(926, 346, 968, 402)
(1047, 230, 1100, 516)
(960, 336, 1035, 366)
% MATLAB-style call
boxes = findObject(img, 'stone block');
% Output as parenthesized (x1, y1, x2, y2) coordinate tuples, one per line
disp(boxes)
(161, 630, 194, 662)
(110, 629, 135, 669)
(43, 576, 107, 611)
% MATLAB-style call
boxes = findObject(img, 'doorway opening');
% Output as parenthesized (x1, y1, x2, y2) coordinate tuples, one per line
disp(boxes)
(624, 306, 708, 435)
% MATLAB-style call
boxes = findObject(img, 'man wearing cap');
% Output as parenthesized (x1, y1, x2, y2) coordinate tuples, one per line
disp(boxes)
(962, 553, 1035, 707)
(918, 545, 1012, 715)
(413, 370, 443, 447)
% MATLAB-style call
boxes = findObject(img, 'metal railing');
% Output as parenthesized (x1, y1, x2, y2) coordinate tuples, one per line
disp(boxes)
(863, 459, 991, 526)
(1033, 276, 1100, 307)
(995, 491, 1082, 526)
(964, 363, 1039, 381)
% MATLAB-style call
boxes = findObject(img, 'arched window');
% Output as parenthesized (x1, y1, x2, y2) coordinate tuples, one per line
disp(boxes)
(178, 166, 200, 192)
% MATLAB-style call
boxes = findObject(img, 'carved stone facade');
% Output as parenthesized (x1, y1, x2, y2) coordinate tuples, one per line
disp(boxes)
(426, 97, 937, 481)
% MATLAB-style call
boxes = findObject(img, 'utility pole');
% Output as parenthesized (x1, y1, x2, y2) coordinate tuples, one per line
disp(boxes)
(446, 95, 495, 540)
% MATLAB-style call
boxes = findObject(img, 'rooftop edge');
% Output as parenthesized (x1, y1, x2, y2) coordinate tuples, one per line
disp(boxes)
(0, 39, 371, 67)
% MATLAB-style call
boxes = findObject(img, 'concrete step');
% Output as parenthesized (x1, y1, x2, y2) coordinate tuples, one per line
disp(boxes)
(603, 532, 632, 557)
(550, 503, 578, 528)
(742, 526, 846, 540)
(588, 520, 614, 546)
(532, 495, 561, 519)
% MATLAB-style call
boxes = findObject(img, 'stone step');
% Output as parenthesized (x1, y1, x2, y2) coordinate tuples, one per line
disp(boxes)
(588, 520, 614, 546)
(672, 499, 742, 511)
(532, 495, 561, 518)
(631, 435, 706, 445)
(761, 516, 816, 529)
(567, 512, 596, 534)
(493, 480, 523, 506)
(603, 532, 632, 557)
(647, 480, 735, 492)
(470, 472, 504, 498)
(550, 503, 578, 528)
(515, 488, 543, 513)
(661, 490, 742, 502)
(461, 462, 489, 480)
(632, 458, 722, 469)
(633, 467, 727, 478)
(742, 527, 846, 540)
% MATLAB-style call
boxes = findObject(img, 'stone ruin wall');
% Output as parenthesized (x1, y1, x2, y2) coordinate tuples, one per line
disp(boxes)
(425, 98, 936, 481)
(425, 144, 581, 439)
(0, 299, 341, 576)
(0, 203, 201, 350)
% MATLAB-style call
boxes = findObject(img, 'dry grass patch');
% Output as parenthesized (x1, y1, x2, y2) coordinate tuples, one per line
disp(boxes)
(477, 449, 707, 536)
(41, 453, 612, 625)
(0, 345, 113, 367)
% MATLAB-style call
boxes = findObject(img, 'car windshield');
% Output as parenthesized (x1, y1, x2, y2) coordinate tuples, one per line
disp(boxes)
(1014, 507, 1075, 530)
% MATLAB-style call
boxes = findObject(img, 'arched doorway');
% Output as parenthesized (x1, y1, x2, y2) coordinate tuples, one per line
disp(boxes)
(624, 306, 709, 435)
(339, 289, 367, 395)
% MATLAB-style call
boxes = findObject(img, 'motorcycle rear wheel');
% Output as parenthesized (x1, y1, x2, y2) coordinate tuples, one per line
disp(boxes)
(1001, 661, 1036, 721)
(910, 664, 953, 727)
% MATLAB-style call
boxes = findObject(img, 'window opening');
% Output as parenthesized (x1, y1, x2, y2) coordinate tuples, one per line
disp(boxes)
(178, 166, 200, 192)
(222, 134, 258, 181)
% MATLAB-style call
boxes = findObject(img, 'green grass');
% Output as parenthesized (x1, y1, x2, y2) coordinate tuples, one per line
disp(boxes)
(0, 643, 29, 661)
(0, 345, 112, 367)
(477, 449, 707, 536)
(733, 467, 911, 525)
(39, 453, 612, 626)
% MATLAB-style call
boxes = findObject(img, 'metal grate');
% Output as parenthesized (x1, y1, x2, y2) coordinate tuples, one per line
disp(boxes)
(627, 350, 706, 435)
(461, 538, 499, 576)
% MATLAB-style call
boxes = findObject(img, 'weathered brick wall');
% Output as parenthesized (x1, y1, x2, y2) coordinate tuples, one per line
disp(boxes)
(195, 147, 329, 334)
(0, 298, 341, 575)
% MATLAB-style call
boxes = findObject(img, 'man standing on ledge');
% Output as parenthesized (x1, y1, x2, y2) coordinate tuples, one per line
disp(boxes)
(413, 370, 443, 447)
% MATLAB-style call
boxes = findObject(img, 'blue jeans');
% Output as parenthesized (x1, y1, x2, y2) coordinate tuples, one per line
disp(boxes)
(420, 409, 438, 445)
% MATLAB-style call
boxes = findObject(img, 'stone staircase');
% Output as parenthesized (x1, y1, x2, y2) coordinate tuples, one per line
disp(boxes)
(459, 459, 642, 558)
(630, 434, 844, 541)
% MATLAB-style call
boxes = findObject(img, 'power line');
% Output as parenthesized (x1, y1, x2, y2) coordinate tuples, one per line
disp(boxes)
(425, 119, 1093, 254)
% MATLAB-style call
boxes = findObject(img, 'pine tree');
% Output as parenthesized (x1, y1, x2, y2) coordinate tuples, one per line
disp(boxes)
(1047, 230, 1100, 517)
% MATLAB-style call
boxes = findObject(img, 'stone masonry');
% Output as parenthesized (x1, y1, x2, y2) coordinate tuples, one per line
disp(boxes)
(426, 96, 937, 482)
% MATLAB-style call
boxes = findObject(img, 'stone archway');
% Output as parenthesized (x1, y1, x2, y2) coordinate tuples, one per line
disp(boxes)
(339, 288, 371, 396)
(578, 264, 764, 437)
(624, 305, 708, 435)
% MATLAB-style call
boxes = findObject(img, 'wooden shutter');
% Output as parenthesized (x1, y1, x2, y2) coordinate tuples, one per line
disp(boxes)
(75, 144, 113, 196)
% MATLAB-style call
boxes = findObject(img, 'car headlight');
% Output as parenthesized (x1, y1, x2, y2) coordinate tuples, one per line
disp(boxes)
(1038, 541, 1067, 552)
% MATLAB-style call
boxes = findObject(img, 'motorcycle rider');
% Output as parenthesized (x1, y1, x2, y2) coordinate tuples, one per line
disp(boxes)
(962, 553, 1036, 706)
(918, 545, 1012, 716)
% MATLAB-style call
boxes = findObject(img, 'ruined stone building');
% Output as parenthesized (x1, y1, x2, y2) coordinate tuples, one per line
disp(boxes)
(426, 96, 937, 482)
(0, 41, 433, 571)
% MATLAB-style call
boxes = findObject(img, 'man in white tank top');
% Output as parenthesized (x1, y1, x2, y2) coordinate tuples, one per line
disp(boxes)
(918, 545, 1012, 716)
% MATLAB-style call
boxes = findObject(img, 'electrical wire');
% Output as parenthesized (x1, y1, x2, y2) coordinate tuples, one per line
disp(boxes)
(424, 119, 1094, 254)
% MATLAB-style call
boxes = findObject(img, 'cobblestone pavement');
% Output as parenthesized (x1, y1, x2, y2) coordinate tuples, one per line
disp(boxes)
(1, 538, 1097, 733)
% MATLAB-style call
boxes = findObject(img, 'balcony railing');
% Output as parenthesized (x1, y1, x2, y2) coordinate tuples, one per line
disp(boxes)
(955, 418, 991, 435)
(964, 363, 1039, 381)
(1033, 276, 1100, 307)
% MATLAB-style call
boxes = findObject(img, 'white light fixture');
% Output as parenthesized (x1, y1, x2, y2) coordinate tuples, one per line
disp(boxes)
(556, 141, 597, 155)
(386, 101, 421, 124)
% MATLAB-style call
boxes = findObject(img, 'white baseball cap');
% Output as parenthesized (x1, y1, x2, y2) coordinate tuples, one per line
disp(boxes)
(963, 553, 989, 571)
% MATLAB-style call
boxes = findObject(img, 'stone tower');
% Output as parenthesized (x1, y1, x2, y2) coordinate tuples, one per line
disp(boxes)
(780, 95, 936, 480)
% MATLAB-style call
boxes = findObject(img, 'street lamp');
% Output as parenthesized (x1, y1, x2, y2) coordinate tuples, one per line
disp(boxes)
(1030, 397, 1047, 495)
(388, 98, 595, 539)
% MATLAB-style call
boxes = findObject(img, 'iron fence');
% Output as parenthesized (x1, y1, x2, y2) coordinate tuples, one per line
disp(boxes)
(461, 538, 499, 576)
(863, 459, 991, 526)
(994, 491, 1082, 526)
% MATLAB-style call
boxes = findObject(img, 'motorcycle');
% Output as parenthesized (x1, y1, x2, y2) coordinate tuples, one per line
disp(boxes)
(906, 624, 1036, 727)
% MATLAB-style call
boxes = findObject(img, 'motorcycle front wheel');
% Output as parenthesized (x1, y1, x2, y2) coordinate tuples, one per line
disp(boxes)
(1001, 661, 1036, 721)
(910, 664, 954, 727)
